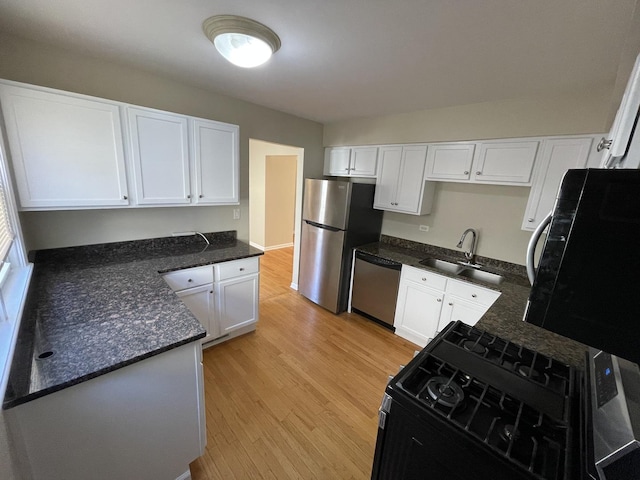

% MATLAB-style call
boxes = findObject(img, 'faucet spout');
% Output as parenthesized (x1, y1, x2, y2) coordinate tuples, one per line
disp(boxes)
(456, 228, 478, 264)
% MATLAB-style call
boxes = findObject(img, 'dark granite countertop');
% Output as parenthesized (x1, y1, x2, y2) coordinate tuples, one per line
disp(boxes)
(356, 236, 588, 368)
(4, 231, 263, 409)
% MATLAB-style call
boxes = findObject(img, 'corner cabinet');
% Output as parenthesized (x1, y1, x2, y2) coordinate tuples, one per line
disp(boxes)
(0, 83, 129, 209)
(394, 265, 500, 348)
(374, 145, 436, 215)
(324, 146, 378, 177)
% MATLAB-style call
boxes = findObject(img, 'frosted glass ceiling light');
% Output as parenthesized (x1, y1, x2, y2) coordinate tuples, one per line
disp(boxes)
(203, 15, 281, 68)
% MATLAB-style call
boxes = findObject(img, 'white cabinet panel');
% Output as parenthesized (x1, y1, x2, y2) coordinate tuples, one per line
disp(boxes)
(128, 107, 191, 205)
(374, 145, 434, 215)
(522, 137, 593, 231)
(473, 141, 538, 184)
(439, 295, 486, 332)
(193, 119, 239, 205)
(216, 273, 259, 335)
(325, 146, 378, 177)
(327, 147, 351, 175)
(425, 143, 475, 181)
(177, 284, 219, 341)
(0, 84, 129, 209)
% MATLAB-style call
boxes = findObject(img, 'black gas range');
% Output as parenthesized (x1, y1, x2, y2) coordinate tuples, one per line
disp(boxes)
(372, 321, 579, 480)
(372, 321, 640, 480)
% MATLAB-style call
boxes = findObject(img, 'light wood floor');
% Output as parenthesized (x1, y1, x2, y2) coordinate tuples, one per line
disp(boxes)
(190, 247, 417, 479)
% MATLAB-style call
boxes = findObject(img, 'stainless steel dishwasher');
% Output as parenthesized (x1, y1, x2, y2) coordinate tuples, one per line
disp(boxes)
(351, 251, 401, 329)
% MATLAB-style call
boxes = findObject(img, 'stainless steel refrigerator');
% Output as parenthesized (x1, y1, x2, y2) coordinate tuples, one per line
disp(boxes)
(299, 178, 383, 313)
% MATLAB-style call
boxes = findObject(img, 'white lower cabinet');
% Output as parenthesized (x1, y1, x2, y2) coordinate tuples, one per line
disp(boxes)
(394, 266, 501, 347)
(6, 342, 205, 480)
(163, 256, 260, 347)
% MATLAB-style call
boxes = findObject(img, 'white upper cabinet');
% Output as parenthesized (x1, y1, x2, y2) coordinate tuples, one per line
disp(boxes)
(127, 107, 191, 205)
(472, 141, 538, 185)
(425, 143, 476, 181)
(522, 137, 594, 231)
(192, 119, 239, 205)
(374, 145, 435, 215)
(425, 140, 539, 186)
(0, 79, 240, 210)
(325, 146, 378, 177)
(0, 83, 129, 209)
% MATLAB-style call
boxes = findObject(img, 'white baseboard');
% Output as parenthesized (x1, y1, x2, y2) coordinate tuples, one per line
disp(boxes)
(176, 470, 191, 480)
(290, 282, 298, 290)
(264, 242, 294, 251)
(249, 241, 265, 251)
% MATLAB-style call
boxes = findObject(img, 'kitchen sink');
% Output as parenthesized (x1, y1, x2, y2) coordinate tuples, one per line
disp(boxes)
(419, 258, 465, 275)
(457, 268, 504, 285)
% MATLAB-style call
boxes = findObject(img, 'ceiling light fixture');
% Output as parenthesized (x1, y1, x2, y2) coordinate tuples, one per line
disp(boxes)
(203, 15, 281, 68)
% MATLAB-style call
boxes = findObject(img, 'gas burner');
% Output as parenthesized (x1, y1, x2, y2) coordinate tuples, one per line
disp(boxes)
(426, 376, 465, 408)
(461, 340, 488, 356)
(498, 423, 520, 444)
(517, 365, 544, 382)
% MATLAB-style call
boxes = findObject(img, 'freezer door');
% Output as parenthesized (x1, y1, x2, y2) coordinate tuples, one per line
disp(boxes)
(302, 178, 350, 229)
(298, 220, 346, 313)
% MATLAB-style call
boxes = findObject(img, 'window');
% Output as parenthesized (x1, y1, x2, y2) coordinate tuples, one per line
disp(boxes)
(0, 132, 31, 398)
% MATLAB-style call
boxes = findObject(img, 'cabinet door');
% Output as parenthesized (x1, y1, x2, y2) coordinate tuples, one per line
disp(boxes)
(0, 84, 129, 209)
(473, 141, 538, 185)
(192, 119, 239, 204)
(216, 273, 259, 336)
(327, 147, 351, 176)
(522, 137, 592, 231)
(374, 146, 403, 209)
(350, 147, 378, 177)
(128, 108, 191, 205)
(176, 284, 219, 342)
(439, 295, 486, 331)
(394, 279, 443, 347)
(425, 143, 475, 181)
(394, 145, 428, 213)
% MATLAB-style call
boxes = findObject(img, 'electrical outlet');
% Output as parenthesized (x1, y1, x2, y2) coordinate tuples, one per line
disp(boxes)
(419, 225, 429, 232)
(233, 208, 241, 220)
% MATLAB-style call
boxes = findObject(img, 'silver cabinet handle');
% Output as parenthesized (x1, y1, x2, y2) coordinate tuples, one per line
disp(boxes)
(422, 277, 427, 281)
(528, 218, 535, 222)
(448, 302, 453, 306)
(123, 195, 128, 200)
(471, 293, 477, 298)
(187, 194, 191, 199)
(239, 267, 245, 271)
(345, 168, 349, 171)
(188, 279, 193, 283)
(476, 171, 482, 175)
(463, 171, 469, 175)
(436, 298, 442, 302)
(199, 194, 204, 198)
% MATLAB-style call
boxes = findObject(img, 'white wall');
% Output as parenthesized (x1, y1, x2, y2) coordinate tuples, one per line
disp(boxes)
(0, 32, 324, 252)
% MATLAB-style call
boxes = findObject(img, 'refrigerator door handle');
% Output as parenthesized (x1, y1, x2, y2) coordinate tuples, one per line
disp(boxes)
(304, 219, 342, 232)
(526, 211, 553, 285)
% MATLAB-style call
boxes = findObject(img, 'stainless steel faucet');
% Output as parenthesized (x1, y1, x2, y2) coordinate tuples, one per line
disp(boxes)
(456, 228, 478, 265)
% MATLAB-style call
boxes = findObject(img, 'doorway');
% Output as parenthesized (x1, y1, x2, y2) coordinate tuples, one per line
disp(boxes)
(249, 139, 304, 289)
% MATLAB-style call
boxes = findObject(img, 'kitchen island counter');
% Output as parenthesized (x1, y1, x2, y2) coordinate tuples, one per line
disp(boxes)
(4, 231, 263, 408)
(356, 236, 587, 368)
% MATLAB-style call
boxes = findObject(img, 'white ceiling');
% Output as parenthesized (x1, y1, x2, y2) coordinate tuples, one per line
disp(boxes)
(0, 0, 637, 123)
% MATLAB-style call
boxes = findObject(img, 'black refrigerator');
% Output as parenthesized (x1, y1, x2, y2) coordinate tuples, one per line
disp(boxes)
(524, 168, 640, 365)
(298, 178, 382, 314)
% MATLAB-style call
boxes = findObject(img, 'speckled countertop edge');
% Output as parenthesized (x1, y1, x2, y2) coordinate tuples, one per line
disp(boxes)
(4, 231, 263, 409)
(357, 236, 588, 368)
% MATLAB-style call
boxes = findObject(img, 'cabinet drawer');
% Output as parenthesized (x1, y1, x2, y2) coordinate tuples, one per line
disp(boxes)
(446, 278, 500, 306)
(215, 257, 260, 281)
(402, 265, 447, 291)
(163, 265, 214, 291)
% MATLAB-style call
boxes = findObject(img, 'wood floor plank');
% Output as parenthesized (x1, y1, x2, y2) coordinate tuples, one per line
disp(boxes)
(190, 247, 417, 479)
